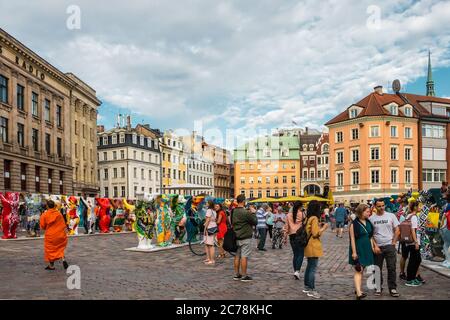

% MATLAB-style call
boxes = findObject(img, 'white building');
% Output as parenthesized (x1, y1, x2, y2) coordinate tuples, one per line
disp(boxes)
(97, 116, 161, 199)
(187, 155, 214, 196)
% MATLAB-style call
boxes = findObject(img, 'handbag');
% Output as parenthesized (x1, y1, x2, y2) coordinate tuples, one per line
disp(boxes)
(207, 226, 218, 235)
(223, 210, 238, 252)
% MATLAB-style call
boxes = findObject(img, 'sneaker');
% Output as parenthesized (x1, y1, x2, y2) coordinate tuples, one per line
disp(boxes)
(307, 291, 321, 299)
(374, 289, 382, 296)
(302, 288, 312, 293)
(399, 273, 407, 280)
(416, 275, 426, 284)
(405, 280, 421, 287)
(389, 289, 400, 297)
(294, 271, 300, 280)
(240, 275, 253, 282)
(233, 274, 242, 281)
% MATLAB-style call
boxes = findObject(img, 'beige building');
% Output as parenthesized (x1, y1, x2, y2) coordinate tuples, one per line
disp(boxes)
(0, 28, 100, 195)
(160, 130, 187, 194)
(211, 145, 232, 199)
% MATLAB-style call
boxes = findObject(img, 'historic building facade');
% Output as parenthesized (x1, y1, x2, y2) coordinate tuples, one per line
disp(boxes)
(97, 116, 161, 199)
(234, 132, 301, 199)
(0, 28, 100, 195)
(211, 145, 232, 199)
(160, 130, 187, 195)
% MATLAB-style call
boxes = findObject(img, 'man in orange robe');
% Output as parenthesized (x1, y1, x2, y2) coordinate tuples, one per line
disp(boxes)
(40, 200, 69, 270)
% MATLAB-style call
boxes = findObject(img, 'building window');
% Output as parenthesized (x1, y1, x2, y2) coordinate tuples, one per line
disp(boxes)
(102, 136, 108, 145)
(404, 127, 412, 139)
(336, 151, 344, 164)
(0, 117, 8, 143)
(390, 146, 398, 160)
(121, 167, 125, 178)
(112, 135, 117, 144)
(0, 75, 8, 103)
(249, 189, 254, 198)
(140, 136, 144, 146)
(121, 150, 125, 159)
(31, 92, 39, 117)
(121, 186, 126, 197)
(405, 147, 412, 161)
(3, 160, 11, 190)
(32, 128, 39, 152)
(56, 105, 62, 127)
(371, 170, 380, 184)
(113, 186, 118, 198)
(282, 176, 287, 183)
(132, 134, 137, 144)
(44, 99, 51, 122)
(103, 152, 107, 161)
(337, 173, 343, 187)
(17, 123, 25, 147)
(17, 84, 24, 110)
(422, 124, 444, 138)
(291, 189, 296, 196)
(266, 189, 270, 197)
(390, 126, 397, 137)
(274, 176, 279, 184)
(370, 126, 379, 137)
(104, 187, 109, 198)
(370, 147, 380, 160)
(422, 169, 446, 182)
(274, 189, 279, 197)
(59, 171, 64, 194)
(35, 166, 41, 192)
(45, 133, 51, 155)
(291, 176, 296, 183)
(141, 168, 145, 180)
(283, 189, 287, 197)
(113, 168, 118, 179)
(336, 132, 343, 143)
(20, 163, 27, 191)
(390, 105, 398, 115)
(405, 170, 412, 184)
(303, 170, 308, 179)
(104, 169, 109, 180)
(352, 171, 359, 185)
(404, 107, 412, 117)
(350, 108, 358, 118)
(113, 151, 117, 160)
(422, 147, 446, 161)
(119, 134, 125, 143)
(258, 176, 263, 184)
(351, 128, 359, 140)
(57, 138, 62, 157)
(351, 149, 359, 162)
(48, 169, 53, 194)
(391, 169, 398, 183)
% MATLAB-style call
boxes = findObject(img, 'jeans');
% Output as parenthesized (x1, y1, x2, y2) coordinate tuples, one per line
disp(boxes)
(257, 228, 267, 250)
(266, 224, 273, 239)
(374, 244, 397, 290)
(289, 235, 305, 271)
(405, 245, 421, 281)
(304, 257, 318, 290)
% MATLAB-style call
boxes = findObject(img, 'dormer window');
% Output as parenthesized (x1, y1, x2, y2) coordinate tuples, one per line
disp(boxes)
(309, 144, 314, 151)
(111, 134, 117, 144)
(102, 136, 108, 145)
(263, 148, 271, 157)
(281, 148, 289, 157)
(119, 134, 125, 143)
(390, 105, 398, 115)
(404, 107, 412, 117)
(350, 108, 358, 118)
(140, 135, 144, 146)
(302, 144, 307, 151)
(132, 134, 137, 144)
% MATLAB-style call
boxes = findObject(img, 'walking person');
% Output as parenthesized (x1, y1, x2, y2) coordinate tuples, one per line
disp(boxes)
(215, 203, 228, 259)
(203, 200, 218, 265)
(303, 200, 328, 299)
(256, 204, 269, 251)
(370, 198, 401, 297)
(349, 204, 375, 299)
(402, 201, 423, 287)
(335, 203, 347, 238)
(232, 194, 257, 282)
(324, 206, 330, 226)
(284, 201, 305, 280)
(266, 207, 274, 240)
(272, 208, 286, 249)
(39, 200, 69, 270)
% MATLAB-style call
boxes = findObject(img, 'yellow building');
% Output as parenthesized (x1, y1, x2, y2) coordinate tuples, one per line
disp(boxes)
(161, 130, 187, 195)
(234, 133, 301, 199)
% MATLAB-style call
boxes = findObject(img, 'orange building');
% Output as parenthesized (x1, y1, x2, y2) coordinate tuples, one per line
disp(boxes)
(326, 86, 419, 203)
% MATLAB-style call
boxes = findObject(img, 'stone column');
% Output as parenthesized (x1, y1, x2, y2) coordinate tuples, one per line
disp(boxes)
(10, 160, 21, 192)
(26, 163, 35, 193)
(40, 166, 48, 194)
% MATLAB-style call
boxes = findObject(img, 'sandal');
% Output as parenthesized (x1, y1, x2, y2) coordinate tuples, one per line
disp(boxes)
(205, 261, 215, 265)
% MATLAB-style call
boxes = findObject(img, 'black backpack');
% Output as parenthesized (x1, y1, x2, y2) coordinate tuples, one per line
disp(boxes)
(223, 210, 238, 253)
(294, 216, 312, 248)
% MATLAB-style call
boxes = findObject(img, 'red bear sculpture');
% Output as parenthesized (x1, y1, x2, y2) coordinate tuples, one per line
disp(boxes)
(95, 198, 111, 233)
(1, 192, 20, 239)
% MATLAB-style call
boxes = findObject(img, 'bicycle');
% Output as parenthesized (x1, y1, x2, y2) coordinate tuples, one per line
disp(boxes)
(188, 227, 235, 257)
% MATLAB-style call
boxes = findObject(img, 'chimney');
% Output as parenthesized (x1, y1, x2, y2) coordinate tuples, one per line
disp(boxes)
(305, 127, 309, 135)
(374, 85, 383, 95)
(97, 125, 104, 133)
(126, 115, 131, 130)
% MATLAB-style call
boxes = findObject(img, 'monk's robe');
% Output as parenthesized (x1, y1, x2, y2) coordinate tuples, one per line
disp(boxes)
(40, 208, 68, 262)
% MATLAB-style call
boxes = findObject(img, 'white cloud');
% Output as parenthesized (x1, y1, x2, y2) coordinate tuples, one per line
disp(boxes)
(1, 0, 450, 136)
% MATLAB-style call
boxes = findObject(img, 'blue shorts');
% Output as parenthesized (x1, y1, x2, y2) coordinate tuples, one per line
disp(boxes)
(336, 221, 345, 228)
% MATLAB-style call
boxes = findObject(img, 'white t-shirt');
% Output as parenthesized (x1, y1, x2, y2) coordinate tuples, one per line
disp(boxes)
(369, 212, 400, 247)
(206, 209, 217, 228)
(324, 208, 330, 217)
(405, 213, 420, 246)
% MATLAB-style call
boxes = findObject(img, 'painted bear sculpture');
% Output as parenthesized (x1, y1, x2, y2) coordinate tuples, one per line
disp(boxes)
(95, 198, 111, 233)
(155, 194, 172, 247)
(1, 192, 20, 239)
(134, 200, 155, 249)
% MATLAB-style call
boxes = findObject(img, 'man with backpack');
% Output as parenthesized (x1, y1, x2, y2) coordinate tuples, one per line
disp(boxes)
(232, 194, 257, 282)
(370, 198, 401, 297)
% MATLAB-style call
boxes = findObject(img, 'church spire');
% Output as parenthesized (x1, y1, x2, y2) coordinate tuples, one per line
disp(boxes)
(426, 50, 435, 96)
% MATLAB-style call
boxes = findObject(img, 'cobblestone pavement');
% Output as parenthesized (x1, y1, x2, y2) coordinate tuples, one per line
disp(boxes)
(0, 229, 449, 300)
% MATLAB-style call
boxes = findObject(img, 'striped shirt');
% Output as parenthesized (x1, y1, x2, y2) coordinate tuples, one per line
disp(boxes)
(256, 209, 268, 229)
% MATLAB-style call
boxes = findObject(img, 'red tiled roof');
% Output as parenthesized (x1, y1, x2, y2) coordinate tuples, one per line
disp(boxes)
(325, 91, 450, 126)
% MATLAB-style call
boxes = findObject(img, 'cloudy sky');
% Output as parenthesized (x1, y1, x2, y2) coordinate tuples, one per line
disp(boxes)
(1, 0, 450, 149)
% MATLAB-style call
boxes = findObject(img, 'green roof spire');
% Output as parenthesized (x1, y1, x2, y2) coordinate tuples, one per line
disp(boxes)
(426, 50, 435, 96)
